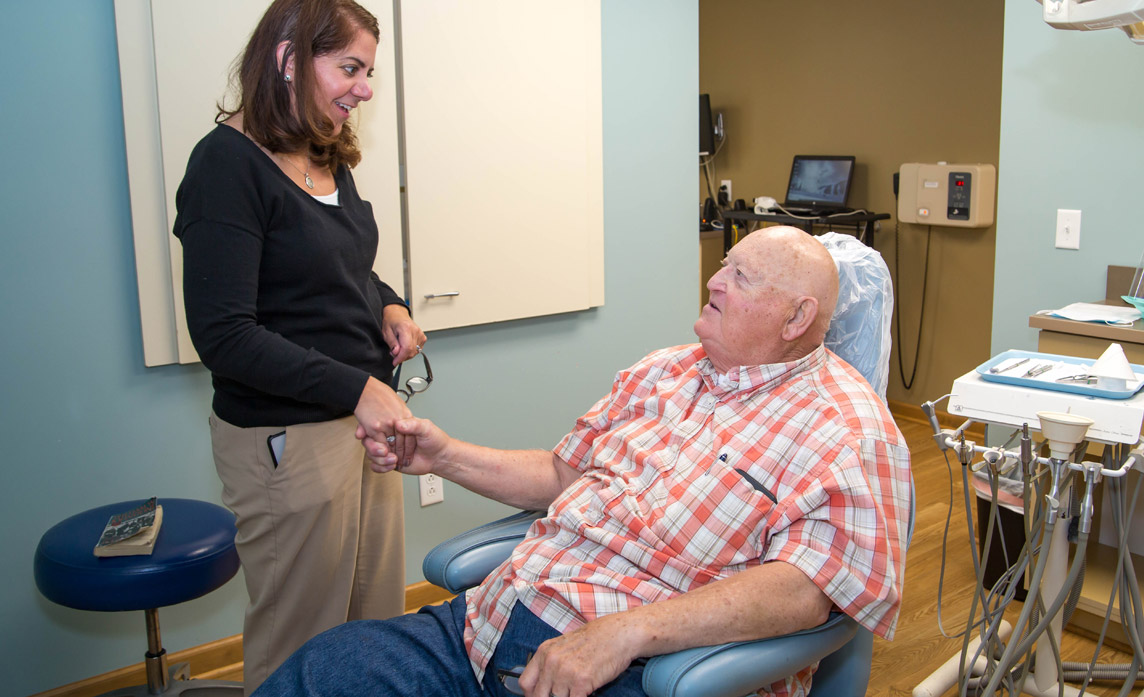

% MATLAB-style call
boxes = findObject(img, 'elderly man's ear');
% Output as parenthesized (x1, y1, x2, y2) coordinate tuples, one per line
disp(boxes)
(781, 297, 819, 342)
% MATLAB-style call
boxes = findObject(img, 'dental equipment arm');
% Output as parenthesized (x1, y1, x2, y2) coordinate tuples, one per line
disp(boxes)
(1037, 0, 1144, 44)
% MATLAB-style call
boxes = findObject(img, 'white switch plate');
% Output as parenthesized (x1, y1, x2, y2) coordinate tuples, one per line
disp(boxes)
(1055, 209, 1081, 249)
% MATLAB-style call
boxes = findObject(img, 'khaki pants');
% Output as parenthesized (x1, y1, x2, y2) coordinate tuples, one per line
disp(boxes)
(209, 412, 405, 694)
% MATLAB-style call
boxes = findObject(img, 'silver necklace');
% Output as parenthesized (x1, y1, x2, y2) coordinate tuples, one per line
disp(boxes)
(281, 154, 314, 189)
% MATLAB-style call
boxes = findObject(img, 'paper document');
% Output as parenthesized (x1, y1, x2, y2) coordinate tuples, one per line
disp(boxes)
(1037, 302, 1141, 325)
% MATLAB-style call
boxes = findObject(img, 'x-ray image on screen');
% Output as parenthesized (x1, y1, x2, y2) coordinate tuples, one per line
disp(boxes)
(786, 156, 854, 207)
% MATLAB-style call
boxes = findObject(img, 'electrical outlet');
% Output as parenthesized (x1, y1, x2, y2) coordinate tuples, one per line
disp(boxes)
(720, 179, 733, 202)
(419, 473, 444, 506)
(1055, 209, 1081, 250)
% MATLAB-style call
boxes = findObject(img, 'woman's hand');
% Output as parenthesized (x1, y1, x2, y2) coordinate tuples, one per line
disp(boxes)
(382, 304, 427, 366)
(354, 376, 414, 467)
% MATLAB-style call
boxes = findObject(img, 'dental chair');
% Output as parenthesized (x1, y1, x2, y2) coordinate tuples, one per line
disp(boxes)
(424, 232, 910, 696)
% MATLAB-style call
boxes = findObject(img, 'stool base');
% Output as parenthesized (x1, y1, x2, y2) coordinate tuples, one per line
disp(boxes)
(99, 661, 242, 696)
(98, 661, 241, 696)
(97, 610, 244, 696)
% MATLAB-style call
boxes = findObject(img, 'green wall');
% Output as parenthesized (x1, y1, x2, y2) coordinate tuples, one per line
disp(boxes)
(994, 0, 1144, 353)
(0, 1, 699, 693)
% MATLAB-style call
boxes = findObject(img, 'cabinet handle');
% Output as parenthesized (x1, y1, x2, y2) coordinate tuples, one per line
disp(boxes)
(423, 291, 461, 299)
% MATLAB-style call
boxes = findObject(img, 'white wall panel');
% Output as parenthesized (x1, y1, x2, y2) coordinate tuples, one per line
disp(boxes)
(117, 0, 600, 363)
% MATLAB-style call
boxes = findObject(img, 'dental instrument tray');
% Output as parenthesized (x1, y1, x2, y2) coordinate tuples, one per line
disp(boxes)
(977, 350, 1144, 400)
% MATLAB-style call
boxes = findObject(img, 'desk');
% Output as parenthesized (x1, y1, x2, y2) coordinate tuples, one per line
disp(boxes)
(720, 209, 890, 251)
(1030, 311, 1144, 365)
(1027, 265, 1144, 651)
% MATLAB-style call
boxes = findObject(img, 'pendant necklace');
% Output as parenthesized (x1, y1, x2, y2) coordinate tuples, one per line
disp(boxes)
(281, 154, 314, 189)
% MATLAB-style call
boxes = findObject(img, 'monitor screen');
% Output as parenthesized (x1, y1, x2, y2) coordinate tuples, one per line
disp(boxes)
(700, 94, 715, 157)
(785, 155, 855, 208)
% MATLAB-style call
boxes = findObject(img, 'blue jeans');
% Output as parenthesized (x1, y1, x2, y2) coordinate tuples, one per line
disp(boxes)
(253, 595, 647, 696)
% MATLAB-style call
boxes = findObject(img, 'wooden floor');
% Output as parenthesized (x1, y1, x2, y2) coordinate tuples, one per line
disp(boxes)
(870, 414, 1135, 697)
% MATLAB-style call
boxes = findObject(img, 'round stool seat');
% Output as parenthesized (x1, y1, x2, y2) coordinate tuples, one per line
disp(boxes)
(35, 498, 240, 612)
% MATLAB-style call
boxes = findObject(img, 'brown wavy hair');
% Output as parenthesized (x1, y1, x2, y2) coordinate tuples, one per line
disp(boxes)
(218, 0, 380, 171)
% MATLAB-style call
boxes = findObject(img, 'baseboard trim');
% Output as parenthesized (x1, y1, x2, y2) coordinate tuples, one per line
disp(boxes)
(31, 581, 454, 697)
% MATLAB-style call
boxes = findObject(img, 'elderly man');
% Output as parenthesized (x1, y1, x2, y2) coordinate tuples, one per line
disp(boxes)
(255, 226, 911, 697)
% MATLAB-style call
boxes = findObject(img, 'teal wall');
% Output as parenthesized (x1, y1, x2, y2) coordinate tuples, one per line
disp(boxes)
(994, 0, 1144, 353)
(0, 1, 698, 693)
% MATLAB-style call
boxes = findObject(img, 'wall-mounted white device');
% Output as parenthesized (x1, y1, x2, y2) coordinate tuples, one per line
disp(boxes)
(897, 162, 997, 228)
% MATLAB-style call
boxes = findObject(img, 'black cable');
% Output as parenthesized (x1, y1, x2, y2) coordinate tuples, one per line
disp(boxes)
(894, 221, 932, 391)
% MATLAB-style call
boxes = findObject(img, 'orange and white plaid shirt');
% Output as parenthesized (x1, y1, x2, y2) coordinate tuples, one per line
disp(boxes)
(465, 344, 911, 696)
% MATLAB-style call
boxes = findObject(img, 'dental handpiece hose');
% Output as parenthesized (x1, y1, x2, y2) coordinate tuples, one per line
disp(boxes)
(955, 441, 1040, 697)
(1015, 469, 1099, 696)
(957, 474, 1034, 697)
(981, 466, 1097, 696)
(955, 458, 996, 697)
(978, 459, 1073, 696)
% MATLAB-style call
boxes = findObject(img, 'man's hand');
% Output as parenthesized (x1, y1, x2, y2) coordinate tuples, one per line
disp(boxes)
(354, 377, 414, 468)
(381, 304, 427, 366)
(362, 417, 450, 475)
(518, 614, 641, 697)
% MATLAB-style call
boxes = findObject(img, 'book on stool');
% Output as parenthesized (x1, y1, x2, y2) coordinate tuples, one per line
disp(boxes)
(93, 496, 164, 557)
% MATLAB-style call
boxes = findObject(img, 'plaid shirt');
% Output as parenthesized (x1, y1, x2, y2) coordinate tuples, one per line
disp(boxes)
(465, 344, 911, 696)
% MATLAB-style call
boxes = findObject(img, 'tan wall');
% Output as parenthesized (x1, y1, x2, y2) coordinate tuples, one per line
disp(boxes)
(699, 0, 1003, 404)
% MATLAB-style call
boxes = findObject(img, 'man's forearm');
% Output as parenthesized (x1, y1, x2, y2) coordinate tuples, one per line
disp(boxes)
(545, 562, 831, 667)
(521, 561, 834, 695)
(433, 440, 577, 511)
(614, 561, 832, 657)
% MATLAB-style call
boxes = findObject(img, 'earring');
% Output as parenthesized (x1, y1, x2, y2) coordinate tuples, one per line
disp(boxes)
(284, 74, 292, 82)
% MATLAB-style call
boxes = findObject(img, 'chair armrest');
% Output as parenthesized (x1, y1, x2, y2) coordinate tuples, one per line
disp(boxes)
(422, 510, 543, 594)
(641, 612, 863, 697)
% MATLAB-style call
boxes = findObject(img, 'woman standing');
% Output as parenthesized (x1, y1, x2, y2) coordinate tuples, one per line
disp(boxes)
(172, 0, 425, 691)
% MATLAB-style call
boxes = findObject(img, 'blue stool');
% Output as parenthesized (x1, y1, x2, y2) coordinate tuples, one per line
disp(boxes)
(35, 498, 244, 695)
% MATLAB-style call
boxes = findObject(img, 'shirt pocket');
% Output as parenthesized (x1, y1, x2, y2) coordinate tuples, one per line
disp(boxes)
(651, 469, 775, 571)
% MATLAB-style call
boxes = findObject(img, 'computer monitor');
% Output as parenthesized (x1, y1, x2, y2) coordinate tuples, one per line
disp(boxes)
(700, 94, 715, 157)
(785, 155, 856, 210)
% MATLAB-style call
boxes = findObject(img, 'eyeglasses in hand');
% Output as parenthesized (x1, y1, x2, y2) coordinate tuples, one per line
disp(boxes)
(395, 350, 433, 402)
(496, 664, 526, 696)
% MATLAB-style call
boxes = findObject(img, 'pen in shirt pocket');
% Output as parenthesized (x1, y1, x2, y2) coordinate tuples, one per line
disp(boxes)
(720, 452, 778, 503)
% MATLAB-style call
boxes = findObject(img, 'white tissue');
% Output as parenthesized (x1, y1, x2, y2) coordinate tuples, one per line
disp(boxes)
(1092, 343, 1137, 390)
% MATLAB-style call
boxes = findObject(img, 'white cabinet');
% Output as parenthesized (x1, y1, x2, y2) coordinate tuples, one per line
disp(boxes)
(116, 0, 602, 366)
(401, 1, 603, 331)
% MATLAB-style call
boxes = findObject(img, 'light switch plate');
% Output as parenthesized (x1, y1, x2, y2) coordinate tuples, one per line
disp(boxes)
(1055, 209, 1081, 249)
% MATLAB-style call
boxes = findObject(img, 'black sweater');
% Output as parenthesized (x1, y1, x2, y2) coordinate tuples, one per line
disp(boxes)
(173, 125, 406, 427)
